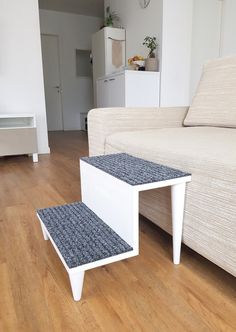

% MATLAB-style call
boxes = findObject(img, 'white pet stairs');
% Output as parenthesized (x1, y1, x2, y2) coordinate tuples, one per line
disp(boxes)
(37, 153, 191, 301)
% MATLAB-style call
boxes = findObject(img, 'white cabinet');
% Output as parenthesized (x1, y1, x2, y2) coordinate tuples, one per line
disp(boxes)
(92, 27, 126, 80)
(97, 78, 109, 108)
(0, 114, 38, 162)
(92, 27, 126, 105)
(97, 74, 125, 108)
(96, 70, 160, 108)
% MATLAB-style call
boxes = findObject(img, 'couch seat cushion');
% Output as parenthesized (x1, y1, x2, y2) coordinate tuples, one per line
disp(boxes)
(105, 127, 236, 181)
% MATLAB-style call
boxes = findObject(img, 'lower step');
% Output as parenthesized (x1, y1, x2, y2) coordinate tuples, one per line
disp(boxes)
(37, 202, 133, 269)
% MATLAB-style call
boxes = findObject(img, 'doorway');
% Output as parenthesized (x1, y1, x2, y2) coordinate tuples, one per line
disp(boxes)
(41, 34, 63, 131)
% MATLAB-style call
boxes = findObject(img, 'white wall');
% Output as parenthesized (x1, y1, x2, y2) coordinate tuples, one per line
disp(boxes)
(104, 0, 163, 61)
(190, 0, 222, 100)
(104, 0, 236, 107)
(189, 0, 236, 99)
(0, 0, 49, 154)
(39, 10, 102, 130)
(160, 0, 193, 106)
(220, 0, 236, 56)
(105, 0, 193, 107)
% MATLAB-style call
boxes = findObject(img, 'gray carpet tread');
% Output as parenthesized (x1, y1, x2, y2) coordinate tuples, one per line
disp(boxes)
(37, 202, 133, 269)
(81, 153, 190, 186)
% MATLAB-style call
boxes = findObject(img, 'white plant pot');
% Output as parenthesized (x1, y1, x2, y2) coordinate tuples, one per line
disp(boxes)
(145, 58, 159, 71)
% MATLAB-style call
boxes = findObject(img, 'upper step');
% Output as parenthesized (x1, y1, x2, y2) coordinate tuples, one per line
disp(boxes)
(37, 202, 133, 269)
(81, 153, 190, 186)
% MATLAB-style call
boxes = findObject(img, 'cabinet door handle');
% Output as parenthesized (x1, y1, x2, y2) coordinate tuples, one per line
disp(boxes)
(104, 79, 108, 83)
(108, 37, 125, 42)
(109, 78, 115, 82)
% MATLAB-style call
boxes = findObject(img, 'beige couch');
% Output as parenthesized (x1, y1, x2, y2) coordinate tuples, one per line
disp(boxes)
(88, 56, 236, 277)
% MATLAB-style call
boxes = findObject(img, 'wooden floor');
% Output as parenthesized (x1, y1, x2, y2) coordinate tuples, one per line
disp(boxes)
(0, 131, 236, 332)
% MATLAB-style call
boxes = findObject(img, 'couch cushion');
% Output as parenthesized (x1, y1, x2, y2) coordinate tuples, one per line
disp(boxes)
(184, 56, 236, 128)
(105, 127, 236, 181)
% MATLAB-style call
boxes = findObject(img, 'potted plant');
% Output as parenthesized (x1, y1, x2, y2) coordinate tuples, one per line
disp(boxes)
(143, 36, 159, 71)
(105, 6, 120, 27)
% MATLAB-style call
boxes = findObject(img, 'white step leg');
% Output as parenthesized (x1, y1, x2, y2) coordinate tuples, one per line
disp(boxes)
(69, 271, 85, 301)
(33, 153, 38, 163)
(171, 183, 186, 264)
(40, 221, 49, 240)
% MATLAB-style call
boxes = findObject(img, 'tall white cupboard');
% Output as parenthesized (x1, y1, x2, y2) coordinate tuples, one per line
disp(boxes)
(92, 27, 126, 104)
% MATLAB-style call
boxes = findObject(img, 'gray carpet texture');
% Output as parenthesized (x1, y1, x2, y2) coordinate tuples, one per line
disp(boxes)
(81, 153, 190, 186)
(37, 202, 133, 269)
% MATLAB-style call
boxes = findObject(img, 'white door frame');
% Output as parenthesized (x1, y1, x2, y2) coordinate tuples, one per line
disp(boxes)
(41, 33, 64, 131)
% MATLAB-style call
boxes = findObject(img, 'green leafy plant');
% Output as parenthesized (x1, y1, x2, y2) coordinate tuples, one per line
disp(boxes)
(105, 6, 120, 27)
(143, 36, 158, 58)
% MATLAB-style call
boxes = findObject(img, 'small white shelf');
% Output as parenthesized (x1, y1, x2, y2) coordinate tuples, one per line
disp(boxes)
(0, 114, 36, 129)
(0, 125, 35, 130)
(0, 114, 38, 162)
(0, 113, 35, 118)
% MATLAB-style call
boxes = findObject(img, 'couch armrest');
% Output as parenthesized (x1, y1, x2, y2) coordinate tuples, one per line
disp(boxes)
(88, 107, 189, 156)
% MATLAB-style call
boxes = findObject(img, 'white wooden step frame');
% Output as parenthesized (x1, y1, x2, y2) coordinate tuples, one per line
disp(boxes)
(38, 159, 191, 301)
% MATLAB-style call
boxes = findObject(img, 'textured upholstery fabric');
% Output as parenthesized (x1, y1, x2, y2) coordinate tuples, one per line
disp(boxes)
(184, 56, 236, 128)
(88, 107, 236, 277)
(105, 127, 236, 277)
(88, 107, 189, 156)
(105, 127, 236, 181)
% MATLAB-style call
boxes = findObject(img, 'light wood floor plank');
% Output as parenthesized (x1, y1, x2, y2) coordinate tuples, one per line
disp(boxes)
(0, 131, 235, 332)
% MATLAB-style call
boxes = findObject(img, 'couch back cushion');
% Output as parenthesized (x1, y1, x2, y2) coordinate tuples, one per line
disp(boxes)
(184, 55, 236, 128)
